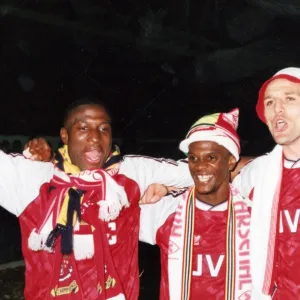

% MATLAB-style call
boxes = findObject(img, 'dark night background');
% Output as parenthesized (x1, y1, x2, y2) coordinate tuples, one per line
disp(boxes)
(1, 0, 300, 298)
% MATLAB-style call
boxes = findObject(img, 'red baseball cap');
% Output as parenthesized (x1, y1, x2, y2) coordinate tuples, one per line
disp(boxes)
(256, 67, 300, 123)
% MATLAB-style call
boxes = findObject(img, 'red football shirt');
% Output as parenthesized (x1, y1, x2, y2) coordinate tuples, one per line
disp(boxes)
(156, 201, 228, 300)
(108, 174, 141, 300)
(273, 167, 300, 299)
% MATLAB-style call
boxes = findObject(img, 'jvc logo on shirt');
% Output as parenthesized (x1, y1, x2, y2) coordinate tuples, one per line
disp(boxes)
(279, 209, 300, 233)
(192, 254, 225, 277)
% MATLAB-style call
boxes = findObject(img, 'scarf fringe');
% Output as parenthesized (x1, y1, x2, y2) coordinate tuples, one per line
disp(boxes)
(98, 200, 123, 222)
(28, 229, 53, 253)
(29, 230, 97, 261)
(98, 187, 130, 222)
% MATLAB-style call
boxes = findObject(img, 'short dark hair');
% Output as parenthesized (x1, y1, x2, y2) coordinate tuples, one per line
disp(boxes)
(63, 95, 112, 128)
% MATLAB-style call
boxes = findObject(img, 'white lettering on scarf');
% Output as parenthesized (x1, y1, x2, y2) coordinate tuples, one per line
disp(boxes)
(170, 204, 184, 239)
(168, 204, 184, 256)
(192, 254, 225, 277)
(234, 200, 251, 290)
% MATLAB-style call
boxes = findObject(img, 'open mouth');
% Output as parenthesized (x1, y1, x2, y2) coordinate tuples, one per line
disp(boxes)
(83, 150, 102, 164)
(197, 175, 213, 183)
(274, 119, 287, 132)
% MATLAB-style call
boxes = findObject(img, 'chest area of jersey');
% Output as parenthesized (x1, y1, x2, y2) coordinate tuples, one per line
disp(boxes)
(162, 209, 228, 278)
(279, 168, 300, 236)
(192, 210, 227, 278)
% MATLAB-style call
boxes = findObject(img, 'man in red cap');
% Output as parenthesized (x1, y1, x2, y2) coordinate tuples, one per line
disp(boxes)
(233, 67, 300, 299)
(140, 108, 252, 300)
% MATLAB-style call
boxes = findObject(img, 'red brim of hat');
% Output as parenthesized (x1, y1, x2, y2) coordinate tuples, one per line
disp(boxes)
(256, 74, 300, 123)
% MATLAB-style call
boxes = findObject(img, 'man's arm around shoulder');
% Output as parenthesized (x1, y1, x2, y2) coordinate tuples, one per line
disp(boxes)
(119, 155, 193, 196)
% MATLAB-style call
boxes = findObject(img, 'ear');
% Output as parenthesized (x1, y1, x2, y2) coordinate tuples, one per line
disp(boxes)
(228, 155, 237, 172)
(60, 127, 68, 145)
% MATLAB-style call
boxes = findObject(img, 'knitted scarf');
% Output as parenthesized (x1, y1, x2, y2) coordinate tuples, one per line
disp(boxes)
(28, 145, 128, 299)
(168, 184, 252, 300)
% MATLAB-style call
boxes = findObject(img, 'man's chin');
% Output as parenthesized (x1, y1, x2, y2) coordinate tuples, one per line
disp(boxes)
(272, 132, 288, 144)
(195, 186, 213, 195)
(273, 136, 288, 145)
(81, 162, 105, 171)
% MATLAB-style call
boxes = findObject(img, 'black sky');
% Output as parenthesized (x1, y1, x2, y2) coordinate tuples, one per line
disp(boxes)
(1, 0, 300, 156)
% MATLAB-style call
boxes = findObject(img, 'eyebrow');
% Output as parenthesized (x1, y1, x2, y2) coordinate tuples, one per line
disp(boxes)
(187, 151, 220, 156)
(69, 117, 111, 127)
(69, 117, 86, 126)
(284, 91, 300, 96)
(263, 96, 272, 101)
(264, 91, 300, 100)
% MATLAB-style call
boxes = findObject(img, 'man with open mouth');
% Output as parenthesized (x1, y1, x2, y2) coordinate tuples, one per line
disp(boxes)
(0, 96, 194, 300)
(233, 67, 300, 299)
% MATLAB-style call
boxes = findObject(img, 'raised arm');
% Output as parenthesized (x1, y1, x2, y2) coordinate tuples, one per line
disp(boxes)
(0, 151, 54, 216)
(23, 137, 53, 162)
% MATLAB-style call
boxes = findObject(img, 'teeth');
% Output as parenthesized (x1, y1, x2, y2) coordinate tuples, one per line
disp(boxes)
(197, 175, 213, 182)
(276, 119, 285, 130)
(88, 156, 100, 161)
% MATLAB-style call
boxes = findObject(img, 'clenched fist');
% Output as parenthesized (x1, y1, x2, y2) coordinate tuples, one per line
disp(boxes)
(23, 137, 53, 162)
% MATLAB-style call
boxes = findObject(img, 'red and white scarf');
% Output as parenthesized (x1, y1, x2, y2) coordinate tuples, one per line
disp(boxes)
(28, 168, 128, 300)
(168, 184, 252, 300)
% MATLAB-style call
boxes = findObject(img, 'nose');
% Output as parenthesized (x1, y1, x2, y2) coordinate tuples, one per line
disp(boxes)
(274, 99, 284, 114)
(89, 129, 102, 143)
(194, 159, 208, 170)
